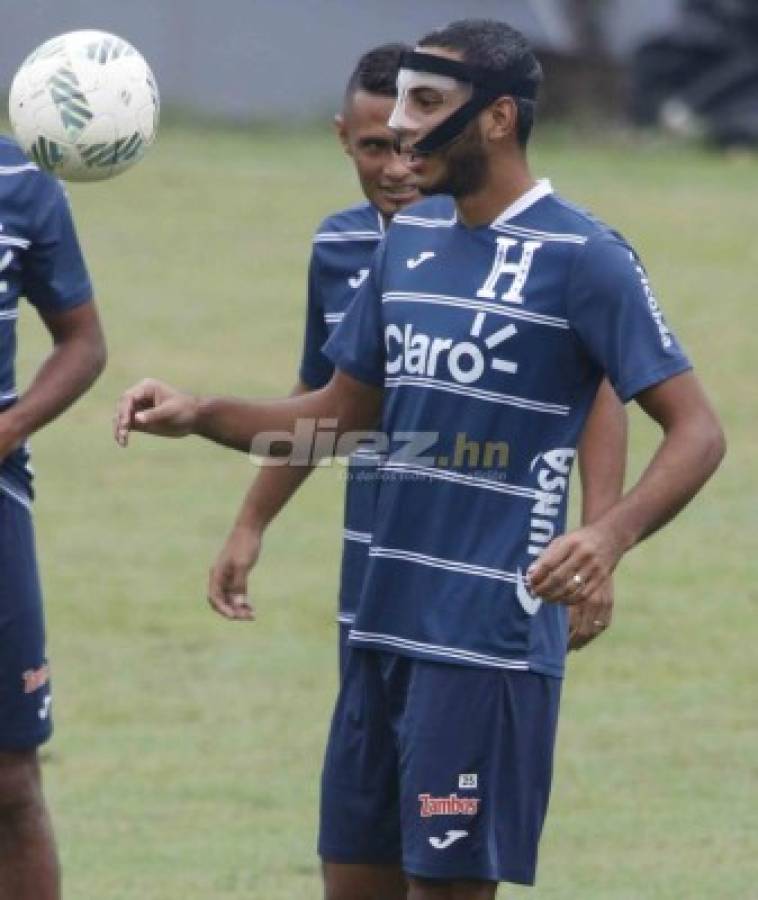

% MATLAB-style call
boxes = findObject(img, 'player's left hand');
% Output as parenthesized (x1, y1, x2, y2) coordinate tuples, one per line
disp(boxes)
(527, 523, 623, 606)
(568, 578, 614, 651)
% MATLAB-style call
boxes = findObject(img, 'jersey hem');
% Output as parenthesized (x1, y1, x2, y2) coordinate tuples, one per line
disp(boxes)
(618, 358, 693, 404)
(348, 630, 531, 672)
(27, 289, 93, 314)
(326, 354, 385, 388)
(298, 364, 332, 391)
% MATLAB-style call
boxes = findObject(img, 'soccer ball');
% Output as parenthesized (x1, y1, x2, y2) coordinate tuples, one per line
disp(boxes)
(8, 30, 159, 182)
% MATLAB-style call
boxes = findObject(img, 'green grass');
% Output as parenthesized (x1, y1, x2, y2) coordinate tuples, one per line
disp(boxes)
(13, 123, 758, 899)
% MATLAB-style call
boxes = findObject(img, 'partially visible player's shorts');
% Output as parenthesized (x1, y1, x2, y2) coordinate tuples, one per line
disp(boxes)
(318, 648, 561, 885)
(0, 492, 53, 750)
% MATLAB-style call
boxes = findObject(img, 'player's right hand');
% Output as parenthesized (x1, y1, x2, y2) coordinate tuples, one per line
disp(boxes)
(207, 525, 260, 621)
(113, 378, 198, 446)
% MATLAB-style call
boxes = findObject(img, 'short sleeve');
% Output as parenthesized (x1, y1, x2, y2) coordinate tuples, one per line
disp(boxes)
(298, 252, 335, 389)
(567, 234, 692, 402)
(22, 179, 93, 312)
(322, 242, 386, 388)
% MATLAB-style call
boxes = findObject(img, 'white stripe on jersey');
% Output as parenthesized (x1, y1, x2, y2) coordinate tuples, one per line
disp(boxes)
(337, 612, 356, 625)
(313, 230, 382, 243)
(344, 528, 372, 544)
(0, 235, 31, 249)
(393, 214, 457, 229)
(382, 291, 570, 330)
(492, 222, 588, 245)
(0, 478, 32, 511)
(381, 460, 538, 500)
(324, 312, 344, 324)
(0, 163, 38, 176)
(385, 375, 571, 416)
(349, 629, 530, 670)
(0, 311, 19, 321)
(0, 389, 18, 401)
(369, 545, 517, 583)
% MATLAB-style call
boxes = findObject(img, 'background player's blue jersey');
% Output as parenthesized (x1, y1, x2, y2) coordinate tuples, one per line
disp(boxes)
(324, 180, 692, 678)
(301, 200, 438, 626)
(0, 137, 93, 505)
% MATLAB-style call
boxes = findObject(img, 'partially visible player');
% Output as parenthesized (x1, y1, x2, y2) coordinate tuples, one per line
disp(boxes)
(208, 44, 627, 674)
(207, 44, 421, 667)
(0, 136, 105, 899)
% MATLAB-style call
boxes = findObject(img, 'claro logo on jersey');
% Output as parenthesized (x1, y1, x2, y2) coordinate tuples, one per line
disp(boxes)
(418, 793, 481, 817)
(385, 312, 518, 384)
(515, 447, 575, 615)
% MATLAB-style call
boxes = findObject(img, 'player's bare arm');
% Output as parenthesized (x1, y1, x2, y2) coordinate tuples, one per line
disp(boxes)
(528, 370, 724, 603)
(114, 370, 382, 453)
(208, 380, 315, 621)
(0, 303, 106, 461)
(570, 378, 628, 649)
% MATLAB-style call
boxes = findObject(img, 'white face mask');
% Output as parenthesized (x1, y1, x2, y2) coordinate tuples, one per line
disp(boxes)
(388, 67, 468, 132)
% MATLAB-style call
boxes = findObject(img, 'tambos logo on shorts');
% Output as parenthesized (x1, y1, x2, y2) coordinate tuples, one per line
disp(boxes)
(418, 793, 480, 817)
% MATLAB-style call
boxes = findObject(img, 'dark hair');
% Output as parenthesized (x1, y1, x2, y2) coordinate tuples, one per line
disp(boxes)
(417, 19, 542, 147)
(344, 42, 409, 102)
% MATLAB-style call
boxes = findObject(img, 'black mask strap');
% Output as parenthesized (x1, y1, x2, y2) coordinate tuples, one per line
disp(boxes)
(399, 50, 538, 155)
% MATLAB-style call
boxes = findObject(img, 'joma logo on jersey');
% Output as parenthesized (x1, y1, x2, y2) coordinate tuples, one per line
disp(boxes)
(385, 312, 518, 385)
(477, 237, 542, 304)
(419, 793, 481, 818)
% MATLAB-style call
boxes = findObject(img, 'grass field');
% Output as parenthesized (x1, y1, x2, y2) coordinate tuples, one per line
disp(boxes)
(14, 122, 758, 899)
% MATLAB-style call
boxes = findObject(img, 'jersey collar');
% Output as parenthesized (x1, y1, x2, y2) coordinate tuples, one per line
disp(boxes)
(490, 178, 553, 228)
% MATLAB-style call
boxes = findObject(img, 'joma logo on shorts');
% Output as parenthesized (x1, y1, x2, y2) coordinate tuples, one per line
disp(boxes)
(22, 664, 50, 694)
(418, 793, 480, 817)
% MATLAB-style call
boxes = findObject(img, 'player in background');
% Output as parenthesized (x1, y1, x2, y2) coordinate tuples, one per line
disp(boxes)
(114, 19, 725, 898)
(0, 137, 105, 899)
(208, 43, 627, 663)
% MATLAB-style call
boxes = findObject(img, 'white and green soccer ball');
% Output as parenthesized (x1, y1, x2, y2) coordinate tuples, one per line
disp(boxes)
(9, 30, 159, 182)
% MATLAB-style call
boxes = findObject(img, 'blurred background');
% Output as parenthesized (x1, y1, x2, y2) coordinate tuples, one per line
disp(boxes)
(3, 0, 758, 145)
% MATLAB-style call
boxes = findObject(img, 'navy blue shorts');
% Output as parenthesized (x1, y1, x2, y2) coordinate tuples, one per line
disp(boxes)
(319, 648, 561, 885)
(0, 493, 53, 751)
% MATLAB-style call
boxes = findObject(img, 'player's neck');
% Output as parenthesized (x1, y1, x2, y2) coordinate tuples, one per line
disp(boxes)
(456, 156, 535, 229)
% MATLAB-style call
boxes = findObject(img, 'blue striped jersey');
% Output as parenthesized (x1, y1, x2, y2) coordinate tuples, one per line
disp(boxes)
(324, 180, 692, 677)
(300, 201, 391, 624)
(0, 137, 93, 506)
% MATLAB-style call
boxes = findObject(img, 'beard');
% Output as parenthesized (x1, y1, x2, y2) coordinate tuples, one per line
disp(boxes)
(418, 121, 488, 199)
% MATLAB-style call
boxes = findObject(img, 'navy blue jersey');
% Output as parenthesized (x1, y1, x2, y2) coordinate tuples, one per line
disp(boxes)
(0, 137, 93, 503)
(324, 180, 691, 677)
(301, 201, 401, 624)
